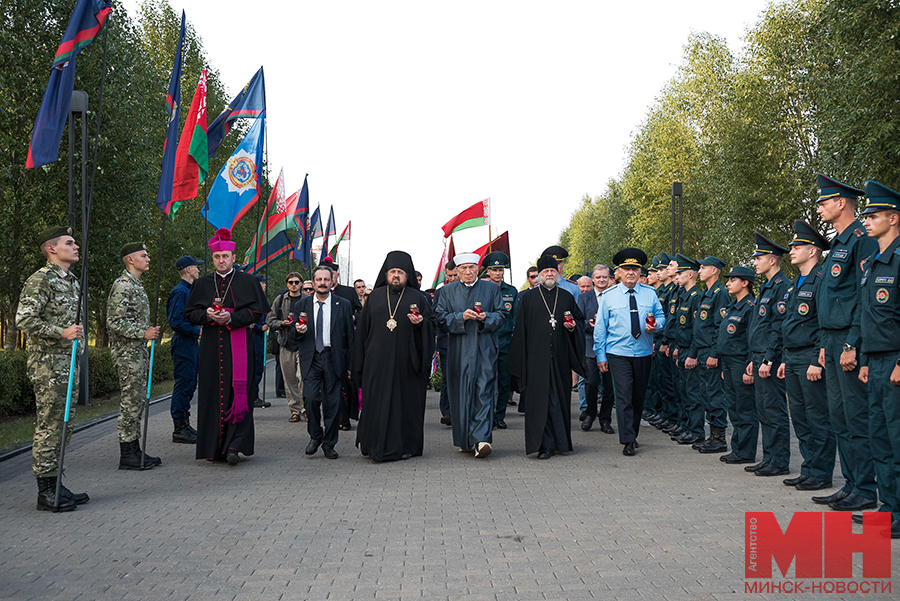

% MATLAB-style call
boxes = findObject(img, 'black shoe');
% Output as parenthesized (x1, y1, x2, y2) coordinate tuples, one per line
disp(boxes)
(305, 439, 322, 455)
(226, 451, 240, 466)
(641, 410, 652, 420)
(253, 398, 271, 408)
(119, 440, 153, 471)
(139, 443, 162, 467)
(677, 433, 701, 445)
(796, 479, 832, 491)
(622, 442, 635, 456)
(581, 415, 596, 431)
(323, 447, 339, 460)
(755, 464, 789, 477)
(59, 483, 89, 505)
(647, 415, 664, 426)
(783, 474, 808, 487)
(720, 453, 755, 464)
(36, 477, 76, 512)
(698, 439, 728, 454)
(338, 423, 351, 431)
(537, 449, 554, 459)
(812, 489, 849, 505)
(172, 418, 197, 444)
(440, 415, 452, 426)
(691, 437, 707, 450)
(829, 493, 877, 511)
(744, 460, 769, 473)
(276, 392, 287, 398)
(579, 410, 588, 422)
(400, 453, 412, 460)
(507, 399, 517, 406)
(668, 427, 685, 439)
(891, 519, 900, 539)
(494, 419, 507, 430)
(599, 422, 615, 434)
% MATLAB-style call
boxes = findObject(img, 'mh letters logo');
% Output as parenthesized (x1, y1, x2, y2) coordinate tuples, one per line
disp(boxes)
(745, 512, 891, 579)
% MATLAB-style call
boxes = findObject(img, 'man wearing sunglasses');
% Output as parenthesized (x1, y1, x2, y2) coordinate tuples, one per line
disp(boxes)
(267, 272, 307, 422)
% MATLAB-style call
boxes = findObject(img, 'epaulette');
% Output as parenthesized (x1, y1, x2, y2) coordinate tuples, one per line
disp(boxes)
(689, 290, 698, 297)
(894, 247, 900, 259)
(853, 227, 865, 238)
(38, 267, 49, 273)
(748, 298, 755, 306)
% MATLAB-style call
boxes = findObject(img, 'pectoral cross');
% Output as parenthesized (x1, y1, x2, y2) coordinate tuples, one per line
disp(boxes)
(549, 315, 557, 330)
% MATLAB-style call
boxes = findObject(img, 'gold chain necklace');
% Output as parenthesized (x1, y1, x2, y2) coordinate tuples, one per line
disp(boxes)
(386, 286, 405, 331)
(538, 285, 559, 329)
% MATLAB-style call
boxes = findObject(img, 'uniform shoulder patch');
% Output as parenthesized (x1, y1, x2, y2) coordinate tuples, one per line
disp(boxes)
(853, 227, 865, 238)
(38, 267, 49, 273)
(690, 290, 698, 297)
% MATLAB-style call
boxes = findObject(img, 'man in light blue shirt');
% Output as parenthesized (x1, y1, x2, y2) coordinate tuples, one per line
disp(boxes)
(594, 248, 666, 456)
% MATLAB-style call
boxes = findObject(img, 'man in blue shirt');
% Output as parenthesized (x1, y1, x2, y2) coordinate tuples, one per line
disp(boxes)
(594, 248, 666, 456)
(165, 255, 203, 444)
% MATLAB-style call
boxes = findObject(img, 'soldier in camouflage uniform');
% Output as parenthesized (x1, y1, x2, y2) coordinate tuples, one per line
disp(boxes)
(107, 242, 161, 470)
(15, 226, 89, 512)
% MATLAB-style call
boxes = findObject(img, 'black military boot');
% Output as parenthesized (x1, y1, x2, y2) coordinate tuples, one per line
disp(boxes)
(699, 425, 728, 453)
(172, 417, 197, 444)
(59, 482, 90, 505)
(136, 440, 162, 467)
(119, 440, 152, 470)
(36, 477, 76, 512)
(184, 413, 198, 437)
(691, 436, 708, 450)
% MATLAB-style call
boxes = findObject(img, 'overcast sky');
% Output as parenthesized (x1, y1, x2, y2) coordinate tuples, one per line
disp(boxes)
(123, 0, 771, 287)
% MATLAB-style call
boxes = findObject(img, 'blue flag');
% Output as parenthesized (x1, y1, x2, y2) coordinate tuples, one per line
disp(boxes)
(155, 11, 186, 213)
(207, 67, 266, 158)
(321, 206, 337, 259)
(294, 204, 321, 267)
(26, 0, 111, 169)
(201, 116, 265, 230)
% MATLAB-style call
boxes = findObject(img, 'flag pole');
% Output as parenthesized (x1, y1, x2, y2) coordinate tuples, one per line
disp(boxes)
(54, 19, 110, 511)
(259, 119, 271, 408)
(140, 212, 166, 470)
(203, 177, 209, 274)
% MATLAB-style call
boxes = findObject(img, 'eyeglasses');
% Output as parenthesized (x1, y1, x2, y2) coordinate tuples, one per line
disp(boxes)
(287, 280, 301, 285)
(528, 274, 538, 279)
(302, 287, 314, 292)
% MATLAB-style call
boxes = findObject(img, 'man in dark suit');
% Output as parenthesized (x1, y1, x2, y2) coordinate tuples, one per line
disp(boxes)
(293, 264, 355, 459)
(327, 260, 363, 316)
(576, 264, 616, 433)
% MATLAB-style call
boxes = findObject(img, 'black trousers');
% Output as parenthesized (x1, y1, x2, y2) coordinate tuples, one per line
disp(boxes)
(606, 354, 652, 444)
(584, 358, 614, 424)
(304, 349, 341, 449)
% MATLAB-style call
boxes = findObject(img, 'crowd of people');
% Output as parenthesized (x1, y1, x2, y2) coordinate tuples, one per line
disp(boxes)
(13, 174, 900, 540)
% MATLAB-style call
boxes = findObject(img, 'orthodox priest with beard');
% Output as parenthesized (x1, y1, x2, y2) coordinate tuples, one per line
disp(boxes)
(509, 254, 585, 458)
(434, 252, 509, 458)
(184, 229, 269, 465)
(352, 251, 435, 462)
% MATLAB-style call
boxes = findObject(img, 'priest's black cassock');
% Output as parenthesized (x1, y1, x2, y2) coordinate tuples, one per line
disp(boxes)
(352, 252, 435, 462)
(185, 269, 269, 461)
(433, 279, 508, 450)
(508, 284, 585, 455)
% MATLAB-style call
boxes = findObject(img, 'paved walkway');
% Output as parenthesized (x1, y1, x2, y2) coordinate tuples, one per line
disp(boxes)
(1, 364, 897, 600)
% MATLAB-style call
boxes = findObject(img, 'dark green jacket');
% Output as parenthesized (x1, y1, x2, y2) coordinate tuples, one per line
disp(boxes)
(781, 265, 823, 367)
(857, 235, 900, 365)
(748, 270, 789, 363)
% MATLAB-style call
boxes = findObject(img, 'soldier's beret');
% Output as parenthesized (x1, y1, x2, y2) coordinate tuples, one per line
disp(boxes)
(38, 226, 73, 246)
(790, 220, 830, 250)
(698, 256, 726, 270)
(120, 242, 147, 257)
(861, 180, 900, 215)
(481, 251, 510, 269)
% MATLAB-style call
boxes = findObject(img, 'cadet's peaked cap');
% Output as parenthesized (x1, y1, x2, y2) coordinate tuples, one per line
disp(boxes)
(659, 251, 672, 264)
(725, 266, 755, 282)
(541, 245, 569, 261)
(790, 220, 830, 250)
(255, 274, 267, 283)
(698, 256, 726, 270)
(640, 266, 649, 277)
(751, 232, 788, 257)
(120, 242, 147, 257)
(817, 174, 863, 202)
(38, 226, 73, 246)
(861, 180, 900, 215)
(613, 248, 647, 269)
(674, 253, 699, 272)
(536, 254, 558, 272)
(648, 256, 661, 272)
(481, 251, 510, 269)
(175, 255, 204, 270)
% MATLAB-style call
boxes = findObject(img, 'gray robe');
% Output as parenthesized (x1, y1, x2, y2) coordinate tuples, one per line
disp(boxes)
(433, 280, 508, 449)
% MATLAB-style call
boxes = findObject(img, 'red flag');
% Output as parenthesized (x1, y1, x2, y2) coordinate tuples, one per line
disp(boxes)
(473, 231, 510, 263)
(170, 69, 208, 214)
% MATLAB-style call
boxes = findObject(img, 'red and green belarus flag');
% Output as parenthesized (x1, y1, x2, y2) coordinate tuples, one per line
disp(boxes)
(328, 221, 351, 260)
(441, 198, 490, 238)
(170, 69, 209, 216)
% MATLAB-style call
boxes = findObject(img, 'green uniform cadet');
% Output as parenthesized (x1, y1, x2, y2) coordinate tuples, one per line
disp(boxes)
(644, 258, 664, 416)
(107, 267, 151, 444)
(672, 254, 703, 442)
(494, 280, 518, 422)
(816, 176, 879, 503)
(747, 233, 790, 472)
(16, 260, 83, 478)
(781, 221, 835, 485)
(717, 267, 757, 462)
(660, 273, 682, 430)
(857, 181, 900, 525)
(693, 257, 730, 435)
(654, 274, 678, 426)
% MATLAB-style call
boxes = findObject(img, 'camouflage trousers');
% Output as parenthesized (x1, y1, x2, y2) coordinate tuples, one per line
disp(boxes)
(112, 342, 148, 443)
(28, 352, 80, 478)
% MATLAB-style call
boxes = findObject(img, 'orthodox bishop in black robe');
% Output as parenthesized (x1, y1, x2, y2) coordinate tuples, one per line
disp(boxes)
(352, 251, 435, 462)
(185, 231, 269, 462)
(433, 253, 509, 455)
(508, 259, 585, 456)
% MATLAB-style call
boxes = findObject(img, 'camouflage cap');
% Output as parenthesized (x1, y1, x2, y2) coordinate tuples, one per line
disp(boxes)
(38, 226, 73, 246)
(120, 242, 148, 257)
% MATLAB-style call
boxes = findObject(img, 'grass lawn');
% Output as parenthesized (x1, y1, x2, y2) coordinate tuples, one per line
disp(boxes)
(0, 380, 175, 456)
